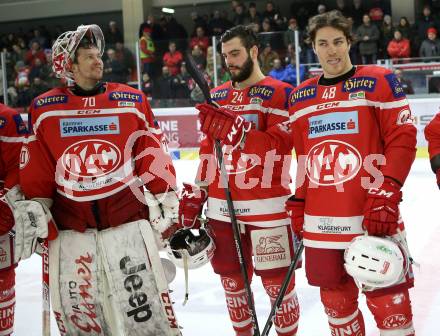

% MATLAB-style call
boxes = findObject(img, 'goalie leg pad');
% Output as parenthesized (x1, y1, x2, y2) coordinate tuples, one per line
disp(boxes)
(365, 289, 415, 335)
(0, 267, 15, 336)
(220, 274, 253, 336)
(98, 220, 180, 336)
(320, 277, 366, 336)
(49, 229, 108, 335)
(261, 274, 299, 336)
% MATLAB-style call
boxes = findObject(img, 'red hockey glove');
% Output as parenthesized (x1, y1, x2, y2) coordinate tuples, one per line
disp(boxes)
(178, 183, 208, 229)
(0, 190, 14, 235)
(196, 103, 251, 149)
(285, 196, 305, 239)
(362, 178, 402, 236)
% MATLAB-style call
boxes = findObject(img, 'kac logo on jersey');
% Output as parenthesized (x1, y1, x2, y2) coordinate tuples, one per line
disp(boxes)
(385, 73, 405, 98)
(248, 85, 274, 100)
(308, 111, 359, 138)
(61, 139, 121, 178)
(109, 91, 142, 102)
(210, 89, 229, 102)
(60, 117, 120, 137)
(34, 95, 68, 108)
(343, 77, 376, 93)
(289, 85, 317, 106)
(306, 140, 361, 186)
(13, 114, 27, 134)
(0, 117, 6, 129)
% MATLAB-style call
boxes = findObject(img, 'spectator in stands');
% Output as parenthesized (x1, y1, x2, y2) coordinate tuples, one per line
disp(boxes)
(334, 0, 352, 18)
(244, 2, 261, 25)
(106, 21, 123, 47)
(209, 10, 233, 36)
(3, 33, 17, 51)
(387, 30, 410, 62)
(351, 0, 367, 28)
(420, 27, 440, 62)
(191, 45, 207, 70)
(29, 29, 48, 49)
(397, 16, 412, 39)
(163, 41, 183, 76)
(268, 58, 285, 81)
(380, 14, 394, 58)
(356, 14, 380, 64)
(303, 26, 317, 64)
(10, 44, 26, 66)
(394, 69, 414, 94)
(191, 12, 208, 35)
(190, 26, 210, 55)
(14, 61, 31, 108)
(25, 41, 46, 67)
(154, 66, 175, 100)
(232, 3, 248, 26)
(139, 14, 165, 41)
(206, 46, 221, 83)
(141, 73, 153, 97)
(414, 5, 439, 44)
(29, 77, 50, 99)
(29, 57, 50, 83)
(317, 4, 327, 15)
(284, 17, 303, 49)
(115, 41, 135, 80)
(103, 48, 127, 83)
(139, 26, 155, 77)
(259, 42, 279, 75)
(173, 63, 191, 99)
(262, 1, 280, 24)
(165, 15, 188, 50)
(260, 18, 282, 50)
(283, 54, 306, 86)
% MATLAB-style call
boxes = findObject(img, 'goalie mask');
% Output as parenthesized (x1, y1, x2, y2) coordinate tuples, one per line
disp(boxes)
(52, 24, 105, 80)
(344, 235, 410, 291)
(167, 228, 215, 269)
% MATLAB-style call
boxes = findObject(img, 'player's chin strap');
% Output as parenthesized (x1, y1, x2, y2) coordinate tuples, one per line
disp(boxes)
(395, 228, 419, 269)
(182, 252, 189, 306)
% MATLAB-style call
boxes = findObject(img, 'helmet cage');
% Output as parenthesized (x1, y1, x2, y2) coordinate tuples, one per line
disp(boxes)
(51, 24, 105, 81)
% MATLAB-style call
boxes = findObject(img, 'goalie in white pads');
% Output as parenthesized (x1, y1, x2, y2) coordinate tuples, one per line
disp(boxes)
(18, 24, 181, 335)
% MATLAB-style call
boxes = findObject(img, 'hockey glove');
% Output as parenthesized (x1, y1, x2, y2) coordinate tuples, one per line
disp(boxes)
(362, 178, 402, 236)
(196, 103, 251, 150)
(0, 190, 15, 235)
(285, 196, 305, 239)
(178, 183, 208, 229)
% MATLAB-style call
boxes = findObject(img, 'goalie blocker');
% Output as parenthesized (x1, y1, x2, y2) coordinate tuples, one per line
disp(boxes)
(49, 220, 181, 336)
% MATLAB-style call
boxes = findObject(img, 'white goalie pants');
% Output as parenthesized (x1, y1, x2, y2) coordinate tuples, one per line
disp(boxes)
(49, 220, 181, 336)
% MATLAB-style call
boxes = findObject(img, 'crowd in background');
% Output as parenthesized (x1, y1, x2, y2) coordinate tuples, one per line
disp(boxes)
(1, 0, 440, 108)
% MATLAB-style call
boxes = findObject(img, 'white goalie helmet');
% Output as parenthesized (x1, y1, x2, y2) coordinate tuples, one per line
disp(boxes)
(344, 235, 410, 291)
(51, 24, 105, 80)
(166, 228, 215, 269)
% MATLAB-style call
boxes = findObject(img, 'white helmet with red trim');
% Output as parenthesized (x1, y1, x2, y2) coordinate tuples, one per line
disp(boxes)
(51, 24, 105, 81)
(344, 235, 410, 291)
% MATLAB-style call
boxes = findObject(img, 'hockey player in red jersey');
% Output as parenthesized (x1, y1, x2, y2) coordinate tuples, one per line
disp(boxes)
(0, 103, 26, 336)
(17, 25, 181, 335)
(424, 114, 440, 188)
(284, 11, 417, 336)
(179, 25, 300, 336)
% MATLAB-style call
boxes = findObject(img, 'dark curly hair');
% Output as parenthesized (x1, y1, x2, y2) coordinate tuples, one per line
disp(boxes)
(308, 10, 354, 45)
(220, 25, 260, 51)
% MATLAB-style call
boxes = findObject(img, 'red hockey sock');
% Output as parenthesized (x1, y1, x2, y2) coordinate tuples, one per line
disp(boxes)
(0, 268, 15, 336)
(262, 275, 299, 336)
(220, 275, 253, 336)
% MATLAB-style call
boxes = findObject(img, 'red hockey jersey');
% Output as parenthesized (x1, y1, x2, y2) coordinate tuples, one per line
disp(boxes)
(197, 76, 294, 227)
(424, 112, 440, 159)
(0, 104, 25, 190)
(290, 66, 416, 249)
(20, 83, 176, 203)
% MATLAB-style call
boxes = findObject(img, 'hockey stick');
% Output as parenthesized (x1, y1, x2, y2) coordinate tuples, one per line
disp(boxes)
(41, 238, 51, 336)
(261, 240, 304, 336)
(184, 52, 261, 336)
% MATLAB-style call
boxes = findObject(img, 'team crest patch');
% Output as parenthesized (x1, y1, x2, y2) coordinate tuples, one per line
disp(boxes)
(0, 117, 6, 128)
(210, 89, 229, 101)
(289, 85, 317, 106)
(34, 95, 68, 108)
(248, 85, 274, 99)
(343, 77, 376, 93)
(384, 73, 405, 98)
(109, 91, 142, 102)
(60, 117, 120, 137)
(308, 111, 359, 138)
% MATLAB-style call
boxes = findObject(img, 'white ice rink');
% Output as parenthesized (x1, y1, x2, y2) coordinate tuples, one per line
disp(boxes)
(14, 158, 439, 335)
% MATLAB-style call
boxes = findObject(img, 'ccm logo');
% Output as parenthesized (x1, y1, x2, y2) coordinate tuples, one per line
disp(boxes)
(120, 256, 152, 323)
(317, 102, 340, 110)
